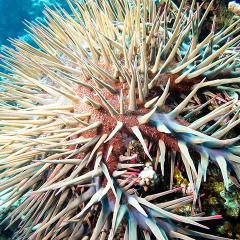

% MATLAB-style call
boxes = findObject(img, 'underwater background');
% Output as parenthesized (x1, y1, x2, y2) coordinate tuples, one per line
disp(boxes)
(0, 0, 70, 46)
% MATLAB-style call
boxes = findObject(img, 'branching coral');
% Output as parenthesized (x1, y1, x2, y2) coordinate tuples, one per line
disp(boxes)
(0, 0, 239, 239)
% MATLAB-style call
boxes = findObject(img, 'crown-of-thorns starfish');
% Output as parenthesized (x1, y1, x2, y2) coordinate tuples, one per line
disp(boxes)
(0, 0, 239, 239)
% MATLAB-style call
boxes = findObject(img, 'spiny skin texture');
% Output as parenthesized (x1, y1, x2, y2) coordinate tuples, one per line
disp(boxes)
(0, 0, 240, 239)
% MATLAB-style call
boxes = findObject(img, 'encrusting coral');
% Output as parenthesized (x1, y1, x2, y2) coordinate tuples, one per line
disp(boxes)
(0, 0, 239, 239)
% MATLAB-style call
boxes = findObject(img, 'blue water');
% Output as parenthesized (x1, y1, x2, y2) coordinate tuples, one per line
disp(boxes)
(0, 0, 69, 46)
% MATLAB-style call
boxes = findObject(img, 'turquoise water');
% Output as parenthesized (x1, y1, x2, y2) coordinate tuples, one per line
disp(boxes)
(0, 0, 69, 46)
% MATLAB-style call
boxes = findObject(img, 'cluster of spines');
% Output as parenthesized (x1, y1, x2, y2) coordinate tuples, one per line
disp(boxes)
(0, 0, 239, 239)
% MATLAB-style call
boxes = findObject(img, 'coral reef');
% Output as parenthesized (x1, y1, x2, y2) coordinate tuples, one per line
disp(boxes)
(0, 0, 239, 239)
(202, 167, 240, 239)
